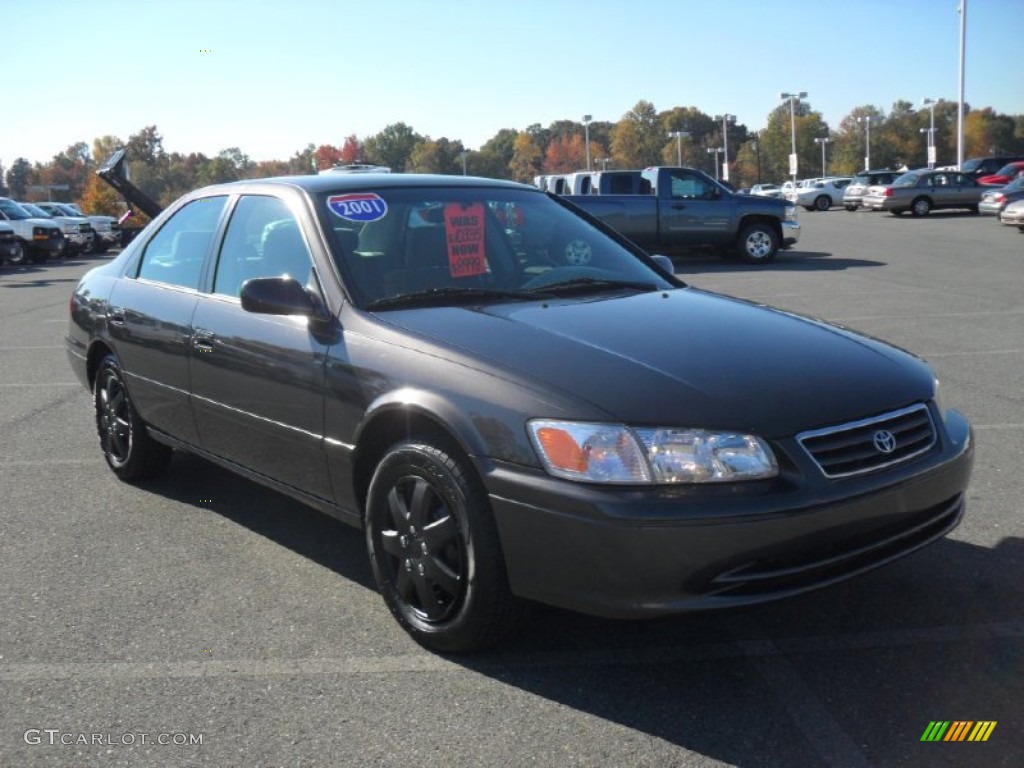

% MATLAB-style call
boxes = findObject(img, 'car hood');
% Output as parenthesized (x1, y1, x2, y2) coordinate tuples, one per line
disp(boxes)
(375, 288, 934, 437)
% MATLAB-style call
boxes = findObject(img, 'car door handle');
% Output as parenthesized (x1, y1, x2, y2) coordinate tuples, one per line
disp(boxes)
(109, 306, 125, 326)
(671, 203, 687, 210)
(193, 328, 216, 353)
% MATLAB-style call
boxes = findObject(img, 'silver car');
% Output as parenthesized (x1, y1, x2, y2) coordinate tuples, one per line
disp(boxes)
(843, 170, 902, 211)
(978, 177, 1024, 217)
(999, 198, 1024, 231)
(862, 170, 986, 216)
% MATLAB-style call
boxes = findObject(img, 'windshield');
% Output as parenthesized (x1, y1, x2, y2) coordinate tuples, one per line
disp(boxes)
(318, 186, 675, 307)
(54, 204, 81, 216)
(993, 162, 1023, 178)
(960, 159, 984, 173)
(21, 204, 51, 217)
(0, 199, 34, 220)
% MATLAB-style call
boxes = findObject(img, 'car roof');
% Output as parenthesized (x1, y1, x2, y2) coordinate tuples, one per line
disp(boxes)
(186, 173, 535, 199)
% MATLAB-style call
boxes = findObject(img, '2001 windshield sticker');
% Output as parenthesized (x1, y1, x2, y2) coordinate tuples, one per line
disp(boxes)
(327, 193, 388, 222)
(444, 202, 487, 278)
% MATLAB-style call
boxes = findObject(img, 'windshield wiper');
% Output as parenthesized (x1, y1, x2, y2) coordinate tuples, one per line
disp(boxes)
(525, 277, 659, 296)
(366, 286, 544, 310)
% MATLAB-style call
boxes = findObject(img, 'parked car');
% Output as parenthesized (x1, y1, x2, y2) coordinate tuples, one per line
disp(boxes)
(862, 170, 986, 216)
(959, 155, 1024, 179)
(20, 202, 94, 256)
(786, 177, 853, 211)
(68, 172, 973, 652)
(39, 202, 120, 253)
(843, 170, 903, 211)
(750, 183, 783, 198)
(0, 197, 65, 263)
(0, 221, 23, 264)
(978, 177, 1024, 217)
(999, 198, 1024, 231)
(976, 160, 1024, 187)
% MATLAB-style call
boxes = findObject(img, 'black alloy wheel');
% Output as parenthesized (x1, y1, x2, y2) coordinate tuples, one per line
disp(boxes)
(365, 439, 524, 652)
(94, 355, 172, 480)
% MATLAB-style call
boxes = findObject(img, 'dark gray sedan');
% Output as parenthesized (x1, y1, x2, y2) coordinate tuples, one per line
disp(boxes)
(863, 169, 987, 216)
(66, 173, 973, 652)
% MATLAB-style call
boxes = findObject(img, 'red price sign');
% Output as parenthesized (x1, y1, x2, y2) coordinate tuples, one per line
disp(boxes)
(444, 203, 487, 278)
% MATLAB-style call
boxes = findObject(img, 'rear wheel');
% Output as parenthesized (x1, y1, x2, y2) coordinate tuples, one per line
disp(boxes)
(365, 439, 524, 652)
(94, 355, 172, 480)
(911, 197, 932, 216)
(736, 222, 779, 264)
(844, 204, 858, 212)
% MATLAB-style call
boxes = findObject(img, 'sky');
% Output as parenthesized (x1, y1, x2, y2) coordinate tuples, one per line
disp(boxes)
(3, 0, 1022, 169)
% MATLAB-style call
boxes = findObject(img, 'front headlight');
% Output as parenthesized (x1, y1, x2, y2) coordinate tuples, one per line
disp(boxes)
(528, 420, 778, 484)
(784, 205, 798, 221)
(933, 376, 946, 421)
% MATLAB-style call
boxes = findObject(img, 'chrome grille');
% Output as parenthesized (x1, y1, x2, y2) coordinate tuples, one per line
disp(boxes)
(798, 404, 936, 478)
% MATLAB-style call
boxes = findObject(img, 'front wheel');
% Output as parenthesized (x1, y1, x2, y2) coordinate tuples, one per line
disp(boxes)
(814, 195, 832, 211)
(94, 355, 172, 480)
(6, 242, 28, 266)
(365, 439, 524, 653)
(736, 223, 779, 264)
(911, 197, 932, 216)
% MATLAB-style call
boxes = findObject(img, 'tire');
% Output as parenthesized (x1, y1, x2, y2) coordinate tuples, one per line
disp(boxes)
(803, 205, 814, 212)
(911, 197, 932, 216)
(94, 355, 172, 481)
(736, 222, 779, 264)
(814, 195, 832, 211)
(845, 204, 858, 212)
(6, 241, 28, 266)
(365, 439, 524, 653)
(28, 248, 49, 265)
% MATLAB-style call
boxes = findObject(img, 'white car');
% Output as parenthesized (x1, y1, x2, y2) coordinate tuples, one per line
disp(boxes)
(55, 203, 121, 253)
(786, 177, 853, 211)
(750, 183, 783, 198)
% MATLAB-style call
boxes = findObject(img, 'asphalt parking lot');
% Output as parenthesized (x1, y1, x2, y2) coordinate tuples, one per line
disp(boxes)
(1, 210, 1021, 767)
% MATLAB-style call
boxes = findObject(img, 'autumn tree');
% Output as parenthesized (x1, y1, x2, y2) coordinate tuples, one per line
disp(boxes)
(340, 135, 364, 164)
(508, 131, 542, 182)
(315, 144, 343, 170)
(80, 172, 126, 217)
(611, 100, 663, 169)
(543, 134, 585, 173)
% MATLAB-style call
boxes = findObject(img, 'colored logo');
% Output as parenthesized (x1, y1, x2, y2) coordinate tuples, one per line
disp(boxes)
(920, 721, 997, 742)
(327, 193, 388, 222)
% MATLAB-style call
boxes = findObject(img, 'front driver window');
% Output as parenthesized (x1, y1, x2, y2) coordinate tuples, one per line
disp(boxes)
(137, 196, 228, 289)
(213, 195, 315, 298)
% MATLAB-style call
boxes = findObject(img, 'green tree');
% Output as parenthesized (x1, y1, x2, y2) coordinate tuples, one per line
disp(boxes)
(6, 158, 33, 199)
(363, 122, 422, 172)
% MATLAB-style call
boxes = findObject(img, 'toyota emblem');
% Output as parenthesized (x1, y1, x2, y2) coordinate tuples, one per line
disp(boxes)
(873, 429, 897, 454)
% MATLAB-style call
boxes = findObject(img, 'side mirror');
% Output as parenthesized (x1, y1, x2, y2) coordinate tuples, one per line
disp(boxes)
(651, 254, 674, 274)
(240, 277, 320, 316)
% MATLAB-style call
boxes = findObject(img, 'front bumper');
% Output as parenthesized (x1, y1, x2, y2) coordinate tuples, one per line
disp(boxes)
(31, 234, 65, 255)
(1000, 208, 1024, 226)
(484, 408, 972, 619)
(781, 219, 800, 247)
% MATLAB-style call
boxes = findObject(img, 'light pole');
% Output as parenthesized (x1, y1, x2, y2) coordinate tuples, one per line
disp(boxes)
(856, 115, 880, 171)
(459, 150, 469, 176)
(714, 114, 735, 181)
(921, 97, 938, 168)
(751, 132, 762, 184)
(582, 114, 592, 171)
(706, 147, 724, 181)
(814, 137, 832, 177)
(779, 92, 807, 183)
(667, 130, 691, 166)
(597, 157, 611, 171)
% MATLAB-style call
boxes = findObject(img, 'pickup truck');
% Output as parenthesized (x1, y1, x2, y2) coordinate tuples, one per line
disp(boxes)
(564, 166, 800, 263)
